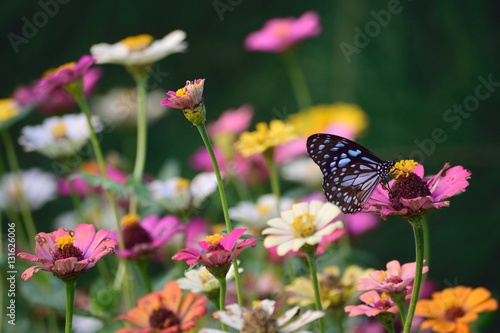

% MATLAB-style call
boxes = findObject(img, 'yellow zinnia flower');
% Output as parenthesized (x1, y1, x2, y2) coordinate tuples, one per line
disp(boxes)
(415, 286, 498, 333)
(234, 119, 297, 157)
(288, 103, 368, 137)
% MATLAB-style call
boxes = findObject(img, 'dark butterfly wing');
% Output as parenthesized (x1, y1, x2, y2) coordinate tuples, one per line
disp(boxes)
(306, 133, 394, 213)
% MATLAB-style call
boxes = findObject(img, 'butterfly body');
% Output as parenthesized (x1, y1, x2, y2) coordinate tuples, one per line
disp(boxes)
(307, 133, 394, 213)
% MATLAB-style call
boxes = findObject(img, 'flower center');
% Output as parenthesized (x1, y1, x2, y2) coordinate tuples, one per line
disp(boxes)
(121, 34, 154, 52)
(52, 234, 84, 262)
(241, 304, 279, 333)
(374, 292, 394, 309)
(51, 121, 67, 139)
(121, 214, 152, 250)
(175, 178, 190, 191)
(204, 233, 224, 251)
(0, 99, 19, 122)
(291, 213, 316, 238)
(256, 204, 273, 217)
(148, 307, 181, 329)
(390, 159, 418, 178)
(175, 86, 189, 97)
(320, 273, 341, 290)
(389, 172, 431, 211)
(444, 305, 465, 321)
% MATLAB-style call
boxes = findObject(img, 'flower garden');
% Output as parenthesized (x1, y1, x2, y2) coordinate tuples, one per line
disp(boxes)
(1, 4, 499, 333)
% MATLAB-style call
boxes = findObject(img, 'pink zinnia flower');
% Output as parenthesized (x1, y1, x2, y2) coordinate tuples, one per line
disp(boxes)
(37, 55, 96, 94)
(245, 11, 321, 53)
(58, 160, 128, 197)
(207, 104, 254, 137)
(345, 291, 399, 317)
(364, 160, 471, 220)
(17, 224, 117, 281)
(110, 214, 181, 260)
(357, 260, 429, 295)
(161, 79, 204, 111)
(172, 228, 257, 279)
(13, 67, 101, 114)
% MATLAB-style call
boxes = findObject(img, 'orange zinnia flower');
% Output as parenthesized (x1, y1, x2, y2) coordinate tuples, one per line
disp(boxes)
(415, 286, 498, 333)
(116, 281, 207, 333)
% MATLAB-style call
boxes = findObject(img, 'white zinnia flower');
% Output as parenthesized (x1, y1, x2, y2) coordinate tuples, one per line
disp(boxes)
(90, 87, 167, 127)
(281, 157, 322, 187)
(177, 262, 242, 293)
(18, 113, 100, 158)
(199, 299, 324, 333)
(229, 194, 293, 229)
(0, 168, 57, 211)
(90, 31, 187, 66)
(262, 200, 343, 256)
(149, 172, 217, 212)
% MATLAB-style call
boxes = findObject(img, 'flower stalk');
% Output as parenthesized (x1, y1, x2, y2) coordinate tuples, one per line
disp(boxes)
(282, 50, 312, 110)
(136, 259, 152, 294)
(196, 123, 243, 306)
(304, 247, 325, 333)
(64, 280, 76, 333)
(403, 216, 425, 333)
(217, 277, 228, 332)
(263, 149, 281, 214)
(129, 69, 149, 214)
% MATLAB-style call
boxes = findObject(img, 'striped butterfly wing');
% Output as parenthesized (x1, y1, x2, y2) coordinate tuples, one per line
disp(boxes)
(306, 133, 394, 213)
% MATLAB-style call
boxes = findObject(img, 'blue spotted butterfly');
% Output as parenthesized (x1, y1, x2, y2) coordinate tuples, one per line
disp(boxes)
(307, 134, 395, 214)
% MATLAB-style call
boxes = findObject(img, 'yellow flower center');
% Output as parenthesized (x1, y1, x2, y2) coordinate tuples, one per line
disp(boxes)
(256, 204, 273, 217)
(55, 235, 75, 249)
(0, 99, 19, 122)
(43, 62, 76, 77)
(121, 213, 140, 227)
(204, 233, 224, 247)
(380, 292, 391, 302)
(121, 34, 154, 52)
(175, 87, 189, 97)
(390, 159, 417, 178)
(291, 213, 316, 238)
(51, 121, 67, 139)
(175, 178, 190, 191)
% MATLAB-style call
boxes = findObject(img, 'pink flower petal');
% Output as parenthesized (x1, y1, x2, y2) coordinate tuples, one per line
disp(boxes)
(219, 228, 247, 250)
(428, 164, 471, 201)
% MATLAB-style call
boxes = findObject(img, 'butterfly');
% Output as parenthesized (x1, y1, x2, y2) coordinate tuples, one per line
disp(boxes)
(306, 133, 395, 214)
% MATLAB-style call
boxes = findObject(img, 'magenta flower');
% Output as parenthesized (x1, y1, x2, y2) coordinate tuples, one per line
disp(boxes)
(58, 161, 128, 197)
(13, 67, 101, 114)
(110, 214, 181, 260)
(364, 161, 471, 220)
(37, 55, 96, 94)
(161, 79, 204, 111)
(345, 291, 399, 317)
(172, 228, 257, 279)
(17, 224, 117, 281)
(206, 104, 254, 137)
(244, 11, 321, 53)
(357, 260, 429, 295)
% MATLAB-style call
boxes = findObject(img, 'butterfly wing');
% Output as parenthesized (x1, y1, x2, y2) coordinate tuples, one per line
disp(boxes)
(307, 133, 393, 213)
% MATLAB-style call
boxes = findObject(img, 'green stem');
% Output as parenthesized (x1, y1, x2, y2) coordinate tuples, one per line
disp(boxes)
(282, 50, 313, 110)
(394, 297, 407, 327)
(69, 183, 84, 222)
(403, 217, 425, 333)
(64, 280, 77, 333)
(1, 129, 37, 245)
(136, 260, 153, 294)
(421, 214, 430, 287)
(304, 250, 325, 333)
(73, 91, 133, 310)
(217, 277, 228, 332)
(263, 150, 281, 214)
(196, 124, 243, 306)
(129, 73, 149, 214)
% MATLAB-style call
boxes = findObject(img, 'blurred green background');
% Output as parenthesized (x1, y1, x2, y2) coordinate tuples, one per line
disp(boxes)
(1, 0, 499, 331)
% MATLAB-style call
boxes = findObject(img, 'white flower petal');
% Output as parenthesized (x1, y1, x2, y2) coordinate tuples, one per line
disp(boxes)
(279, 310, 325, 333)
(263, 235, 294, 248)
(276, 306, 300, 327)
(214, 304, 243, 329)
